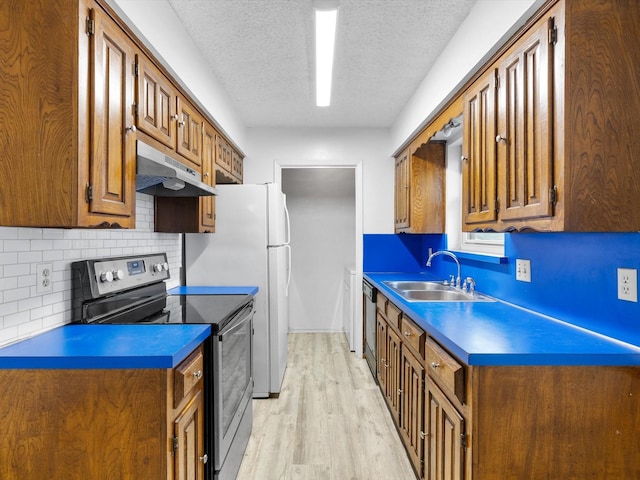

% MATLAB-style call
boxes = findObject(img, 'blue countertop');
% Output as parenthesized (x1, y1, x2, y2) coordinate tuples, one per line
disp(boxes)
(365, 272, 640, 366)
(0, 324, 211, 369)
(0, 285, 258, 370)
(169, 285, 259, 296)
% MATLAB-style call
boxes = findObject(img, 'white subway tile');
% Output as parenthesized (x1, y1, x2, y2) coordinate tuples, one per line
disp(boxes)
(18, 319, 43, 336)
(0, 227, 19, 240)
(30, 304, 53, 320)
(0, 277, 18, 291)
(31, 239, 54, 251)
(4, 310, 30, 328)
(19, 296, 42, 312)
(0, 300, 18, 316)
(17, 228, 43, 240)
(17, 251, 42, 264)
(4, 287, 31, 303)
(3, 240, 30, 252)
(3, 263, 30, 277)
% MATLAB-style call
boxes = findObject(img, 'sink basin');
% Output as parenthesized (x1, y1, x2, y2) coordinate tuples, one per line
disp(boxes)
(382, 280, 495, 303)
(383, 280, 449, 291)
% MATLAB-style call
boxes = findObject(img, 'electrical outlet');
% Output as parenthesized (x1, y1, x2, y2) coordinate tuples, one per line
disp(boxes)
(617, 268, 637, 302)
(36, 263, 53, 294)
(516, 259, 531, 282)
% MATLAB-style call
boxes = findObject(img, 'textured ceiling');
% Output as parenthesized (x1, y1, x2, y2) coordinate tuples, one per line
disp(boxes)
(167, 0, 476, 128)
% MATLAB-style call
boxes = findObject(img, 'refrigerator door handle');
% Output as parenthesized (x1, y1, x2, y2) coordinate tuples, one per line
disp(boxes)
(283, 200, 291, 245)
(285, 244, 292, 296)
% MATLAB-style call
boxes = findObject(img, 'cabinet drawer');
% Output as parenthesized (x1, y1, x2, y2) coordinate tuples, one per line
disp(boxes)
(425, 338, 465, 404)
(174, 347, 204, 407)
(387, 302, 402, 331)
(401, 316, 425, 357)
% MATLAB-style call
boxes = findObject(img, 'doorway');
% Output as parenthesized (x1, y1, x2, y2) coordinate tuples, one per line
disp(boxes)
(281, 167, 357, 339)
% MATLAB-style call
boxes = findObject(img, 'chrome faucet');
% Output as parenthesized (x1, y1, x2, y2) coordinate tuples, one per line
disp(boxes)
(426, 250, 461, 288)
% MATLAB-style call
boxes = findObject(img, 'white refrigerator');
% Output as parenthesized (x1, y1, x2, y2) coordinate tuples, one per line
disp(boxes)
(184, 183, 291, 398)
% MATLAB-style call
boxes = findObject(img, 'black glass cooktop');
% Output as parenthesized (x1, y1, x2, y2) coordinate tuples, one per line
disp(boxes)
(100, 293, 252, 332)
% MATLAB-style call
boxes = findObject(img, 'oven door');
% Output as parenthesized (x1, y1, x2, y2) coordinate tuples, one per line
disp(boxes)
(213, 302, 253, 471)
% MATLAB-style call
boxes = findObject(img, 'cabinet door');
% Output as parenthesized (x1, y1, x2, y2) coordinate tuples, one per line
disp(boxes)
(425, 377, 464, 480)
(462, 69, 498, 227)
(231, 150, 243, 183)
(174, 390, 205, 480)
(394, 148, 410, 230)
(89, 5, 136, 221)
(401, 347, 425, 478)
(216, 134, 233, 174)
(200, 124, 216, 232)
(376, 313, 388, 388)
(386, 327, 402, 425)
(497, 16, 554, 223)
(176, 95, 203, 168)
(136, 54, 177, 148)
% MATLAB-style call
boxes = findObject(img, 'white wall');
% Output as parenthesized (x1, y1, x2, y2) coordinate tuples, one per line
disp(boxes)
(113, 0, 247, 150)
(390, 0, 538, 150)
(244, 127, 393, 235)
(282, 169, 355, 333)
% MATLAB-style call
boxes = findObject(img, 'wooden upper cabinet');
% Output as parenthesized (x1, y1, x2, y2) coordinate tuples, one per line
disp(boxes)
(88, 4, 137, 224)
(176, 95, 204, 168)
(394, 142, 445, 234)
(0, 0, 136, 228)
(231, 150, 244, 183)
(458, 0, 640, 232)
(200, 123, 216, 232)
(462, 69, 498, 228)
(135, 54, 177, 149)
(497, 16, 553, 224)
(394, 148, 410, 230)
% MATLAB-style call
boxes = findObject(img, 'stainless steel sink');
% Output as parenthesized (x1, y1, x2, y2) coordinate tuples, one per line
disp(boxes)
(382, 280, 495, 302)
(383, 280, 449, 291)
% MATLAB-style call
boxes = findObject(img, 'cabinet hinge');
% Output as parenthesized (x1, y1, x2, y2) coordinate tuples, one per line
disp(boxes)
(549, 185, 558, 205)
(548, 17, 557, 45)
(495, 197, 500, 213)
(172, 436, 178, 455)
(495, 72, 500, 90)
(85, 184, 93, 203)
(132, 103, 138, 116)
(461, 433, 468, 451)
(85, 16, 95, 36)
(133, 61, 139, 77)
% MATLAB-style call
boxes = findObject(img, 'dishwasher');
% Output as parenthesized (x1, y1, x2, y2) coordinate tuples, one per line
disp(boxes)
(363, 279, 377, 382)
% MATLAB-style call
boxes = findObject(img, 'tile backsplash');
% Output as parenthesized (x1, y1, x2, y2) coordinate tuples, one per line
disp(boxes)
(0, 193, 182, 347)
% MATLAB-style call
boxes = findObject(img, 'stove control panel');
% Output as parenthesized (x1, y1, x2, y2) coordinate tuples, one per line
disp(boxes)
(73, 253, 170, 298)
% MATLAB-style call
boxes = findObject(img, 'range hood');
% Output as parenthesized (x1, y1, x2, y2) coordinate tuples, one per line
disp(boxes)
(135, 141, 217, 197)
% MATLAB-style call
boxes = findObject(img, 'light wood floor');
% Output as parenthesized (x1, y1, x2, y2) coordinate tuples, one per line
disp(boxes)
(237, 333, 417, 480)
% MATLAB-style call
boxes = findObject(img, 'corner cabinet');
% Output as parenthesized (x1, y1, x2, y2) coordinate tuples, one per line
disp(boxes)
(0, 345, 207, 480)
(462, 0, 640, 232)
(394, 141, 446, 234)
(0, 0, 136, 228)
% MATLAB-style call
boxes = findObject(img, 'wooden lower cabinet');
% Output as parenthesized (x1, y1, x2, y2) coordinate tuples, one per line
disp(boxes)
(385, 327, 403, 425)
(401, 346, 426, 477)
(0, 345, 205, 480)
(425, 376, 465, 480)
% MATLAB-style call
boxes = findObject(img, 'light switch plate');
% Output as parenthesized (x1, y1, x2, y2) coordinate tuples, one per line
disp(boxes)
(516, 259, 531, 282)
(617, 268, 637, 302)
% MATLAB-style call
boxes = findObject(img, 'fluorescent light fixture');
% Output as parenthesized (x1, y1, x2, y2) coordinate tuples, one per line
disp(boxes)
(314, 4, 338, 107)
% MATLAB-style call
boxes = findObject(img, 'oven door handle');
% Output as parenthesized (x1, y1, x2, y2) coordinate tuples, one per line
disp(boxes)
(218, 304, 254, 339)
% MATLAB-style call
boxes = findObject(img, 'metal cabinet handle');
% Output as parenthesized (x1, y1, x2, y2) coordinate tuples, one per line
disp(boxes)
(199, 454, 208, 464)
(126, 125, 136, 133)
(420, 431, 428, 439)
(192, 370, 202, 379)
(431, 362, 440, 369)
(172, 114, 179, 120)
(496, 134, 507, 143)
(460, 155, 468, 162)
(404, 331, 412, 337)
(397, 388, 402, 396)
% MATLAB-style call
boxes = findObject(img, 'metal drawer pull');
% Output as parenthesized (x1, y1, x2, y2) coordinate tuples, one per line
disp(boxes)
(420, 431, 428, 439)
(192, 370, 203, 379)
(199, 454, 208, 464)
(431, 362, 440, 369)
(404, 331, 411, 337)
